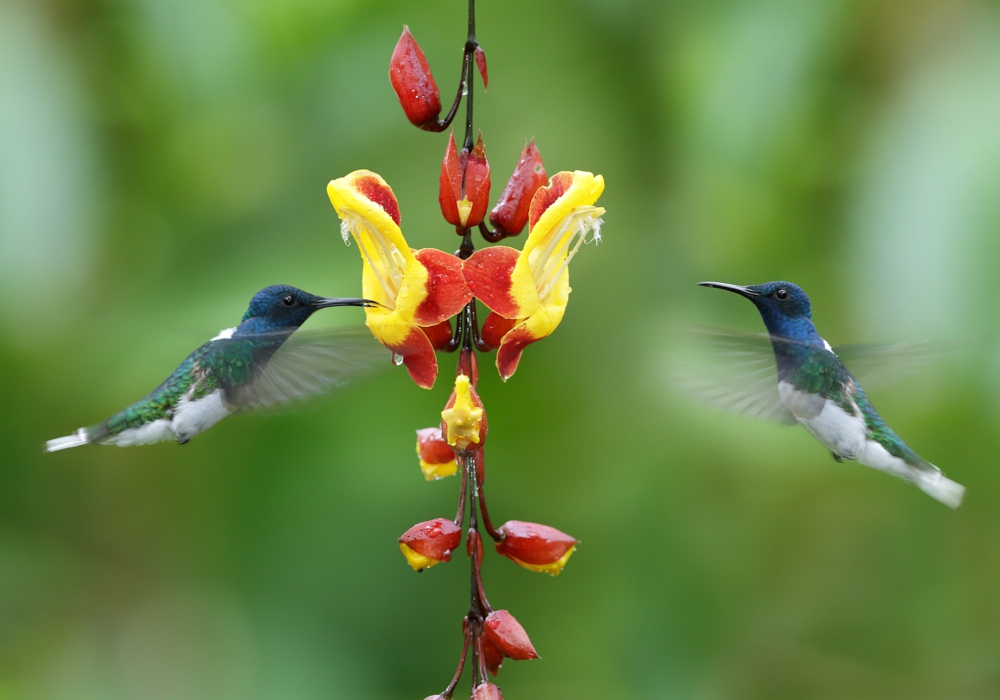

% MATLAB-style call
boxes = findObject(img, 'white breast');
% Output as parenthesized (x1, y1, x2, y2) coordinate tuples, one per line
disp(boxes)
(778, 381, 868, 459)
(172, 389, 232, 442)
(103, 418, 174, 446)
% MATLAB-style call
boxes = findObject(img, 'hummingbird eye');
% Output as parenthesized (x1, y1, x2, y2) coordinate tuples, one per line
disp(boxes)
(282, 295, 295, 306)
(776, 289, 788, 300)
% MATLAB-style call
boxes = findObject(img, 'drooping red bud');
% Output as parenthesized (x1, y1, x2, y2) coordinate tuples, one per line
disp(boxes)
(479, 312, 518, 352)
(496, 520, 578, 575)
(398, 518, 462, 571)
(489, 140, 547, 237)
(474, 46, 488, 89)
(416, 427, 457, 481)
(439, 131, 492, 229)
(472, 682, 503, 700)
(389, 26, 442, 129)
(482, 634, 504, 676)
(484, 610, 539, 660)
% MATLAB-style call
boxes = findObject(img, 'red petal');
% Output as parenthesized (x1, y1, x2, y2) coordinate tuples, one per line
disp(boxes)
(496, 520, 578, 566)
(385, 326, 438, 389)
(422, 319, 453, 350)
(389, 26, 441, 129)
(495, 322, 538, 381)
(399, 518, 462, 561)
(463, 247, 521, 318)
(413, 248, 473, 326)
(479, 312, 517, 352)
(416, 427, 454, 465)
(484, 610, 538, 660)
(354, 173, 401, 226)
(528, 171, 574, 232)
(438, 131, 464, 226)
(489, 140, 546, 237)
(482, 635, 504, 676)
(462, 132, 491, 227)
(474, 46, 488, 90)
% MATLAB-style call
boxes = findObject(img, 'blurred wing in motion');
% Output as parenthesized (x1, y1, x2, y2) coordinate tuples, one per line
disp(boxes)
(670, 328, 955, 424)
(222, 327, 387, 410)
(669, 328, 797, 424)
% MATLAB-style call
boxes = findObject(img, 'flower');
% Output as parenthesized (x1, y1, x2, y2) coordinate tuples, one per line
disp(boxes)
(489, 140, 547, 237)
(483, 610, 538, 660)
(463, 171, 605, 380)
(399, 518, 463, 571)
(440, 131, 491, 228)
(328, 170, 472, 388)
(495, 520, 578, 576)
(441, 374, 486, 451)
(416, 427, 457, 480)
(389, 26, 442, 129)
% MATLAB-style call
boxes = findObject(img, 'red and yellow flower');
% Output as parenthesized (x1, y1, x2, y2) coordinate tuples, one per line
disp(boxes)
(463, 171, 605, 380)
(327, 170, 472, 388)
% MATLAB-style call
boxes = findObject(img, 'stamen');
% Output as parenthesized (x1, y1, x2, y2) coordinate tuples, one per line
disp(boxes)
(357, 236, 397, 309)
(535, 207, 604, 302)
(340, 221, 352, 246)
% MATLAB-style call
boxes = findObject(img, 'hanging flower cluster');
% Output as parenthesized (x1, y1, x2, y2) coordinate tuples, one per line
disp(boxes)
(328, 5, 605, 698)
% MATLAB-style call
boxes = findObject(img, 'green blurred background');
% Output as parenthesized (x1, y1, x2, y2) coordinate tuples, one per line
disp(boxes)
(4, 0, 1000, 697)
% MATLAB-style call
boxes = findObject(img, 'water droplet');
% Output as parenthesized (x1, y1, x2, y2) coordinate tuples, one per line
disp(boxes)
(392, 353, 404, 366)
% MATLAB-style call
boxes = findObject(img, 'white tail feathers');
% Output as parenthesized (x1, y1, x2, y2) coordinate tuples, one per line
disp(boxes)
(45, 429, 90, 453)
(916, 469, 966, 509)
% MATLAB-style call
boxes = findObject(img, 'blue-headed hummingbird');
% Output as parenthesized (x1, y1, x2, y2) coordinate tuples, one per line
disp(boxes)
(46, 285, 380, 451)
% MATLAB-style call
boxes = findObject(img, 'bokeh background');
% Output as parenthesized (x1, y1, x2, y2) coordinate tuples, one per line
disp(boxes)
(4, 0, 1000, 697)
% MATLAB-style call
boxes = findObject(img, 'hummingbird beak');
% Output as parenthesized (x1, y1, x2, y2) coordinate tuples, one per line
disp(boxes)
(312, 297, 384, 309)
(697, 281, 759, 299)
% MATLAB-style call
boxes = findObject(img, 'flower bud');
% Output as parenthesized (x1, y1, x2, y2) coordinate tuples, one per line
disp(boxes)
(398, 518, 462, 571)
(440, 131, 491, 228)
(416, 427, 457, 481)
(489, 140, 547, 237)
(472, 682, 503, 700)
(389, 26, 442, 129)
(474, 46, 488, 89)
(441, 374, 487, 451)
(484, 610, 539, 660)
(496, 520, 578, 576)
(479, 312, 517, 352)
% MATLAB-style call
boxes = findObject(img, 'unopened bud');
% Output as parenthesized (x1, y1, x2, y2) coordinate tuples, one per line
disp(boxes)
(416, 427, 457, 481)
(489, 140, 546, 237)
(389, 26, 442, 129)
(496, 520, 578, 576)
(482, 634, 504, 676)
(441, 374, 487, 450)
(479, 312, 517, 352)
(398, 518, 462, 571)
(484, 610, 538, 660)
(472, 682, 503, 700)
(439, 131, 491, 228)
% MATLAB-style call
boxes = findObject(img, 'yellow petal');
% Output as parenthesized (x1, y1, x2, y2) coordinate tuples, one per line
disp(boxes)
(420, 457, 458, 481)
(441, 374, 483, 449)
(510, 545, 575, 576)
(399, 542, 442, 571)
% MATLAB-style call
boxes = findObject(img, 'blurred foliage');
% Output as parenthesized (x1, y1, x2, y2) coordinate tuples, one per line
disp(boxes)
(3, 0, 1000, 698)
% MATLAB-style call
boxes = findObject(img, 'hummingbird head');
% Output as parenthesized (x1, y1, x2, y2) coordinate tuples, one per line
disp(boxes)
(236, 285, 377, 335)
(698, 280, 820, 341)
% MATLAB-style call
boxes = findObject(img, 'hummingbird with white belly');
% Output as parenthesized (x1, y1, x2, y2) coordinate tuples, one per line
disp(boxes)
(696, 280, 965, 508)
(46, 285, 380, 452)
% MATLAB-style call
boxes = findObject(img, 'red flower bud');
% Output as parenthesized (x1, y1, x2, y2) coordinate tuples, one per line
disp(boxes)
(389, 26, 441, 129)
(496, 520, 578, 576)
(439, 131, 492, 228)
(398, 518, 462, 571)
(484, 610, 538, 660)
(482, 634, 504, 676)
(489, 140, 547, 237)
(479, 312, 517, 352)
(474, 46, 488, 89)
(472, 682, 503, 700)
(416, 427, 456, 481)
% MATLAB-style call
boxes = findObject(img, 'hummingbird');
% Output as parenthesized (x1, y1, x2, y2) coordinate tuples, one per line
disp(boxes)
(696, 280, 965, 508)
(45, 285, 380, 452)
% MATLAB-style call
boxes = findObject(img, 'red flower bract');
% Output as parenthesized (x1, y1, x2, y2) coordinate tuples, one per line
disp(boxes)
(389, 26, 441, 129)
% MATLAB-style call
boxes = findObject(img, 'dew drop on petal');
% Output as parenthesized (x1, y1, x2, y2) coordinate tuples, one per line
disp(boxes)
(392, 352, 405, 366)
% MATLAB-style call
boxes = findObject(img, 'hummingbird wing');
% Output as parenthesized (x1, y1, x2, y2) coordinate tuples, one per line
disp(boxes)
(212, 327, 386, 410)
(669, 328, 797, 424)
(670, 329, 952, 424)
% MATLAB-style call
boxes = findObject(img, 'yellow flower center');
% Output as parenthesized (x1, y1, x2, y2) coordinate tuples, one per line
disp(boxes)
(529, 205, 604, 303)
(340, 211, 408, 310)
(441, 375, 483, 448)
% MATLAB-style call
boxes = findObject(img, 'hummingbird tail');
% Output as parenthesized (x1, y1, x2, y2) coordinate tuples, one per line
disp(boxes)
(915, 469, 965, 509)
(44, 428, 90, 453)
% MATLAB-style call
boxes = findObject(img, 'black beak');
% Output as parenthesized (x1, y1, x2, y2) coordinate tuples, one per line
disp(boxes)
(697, 281, 759, 299)
(312, 297, 383, 309)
